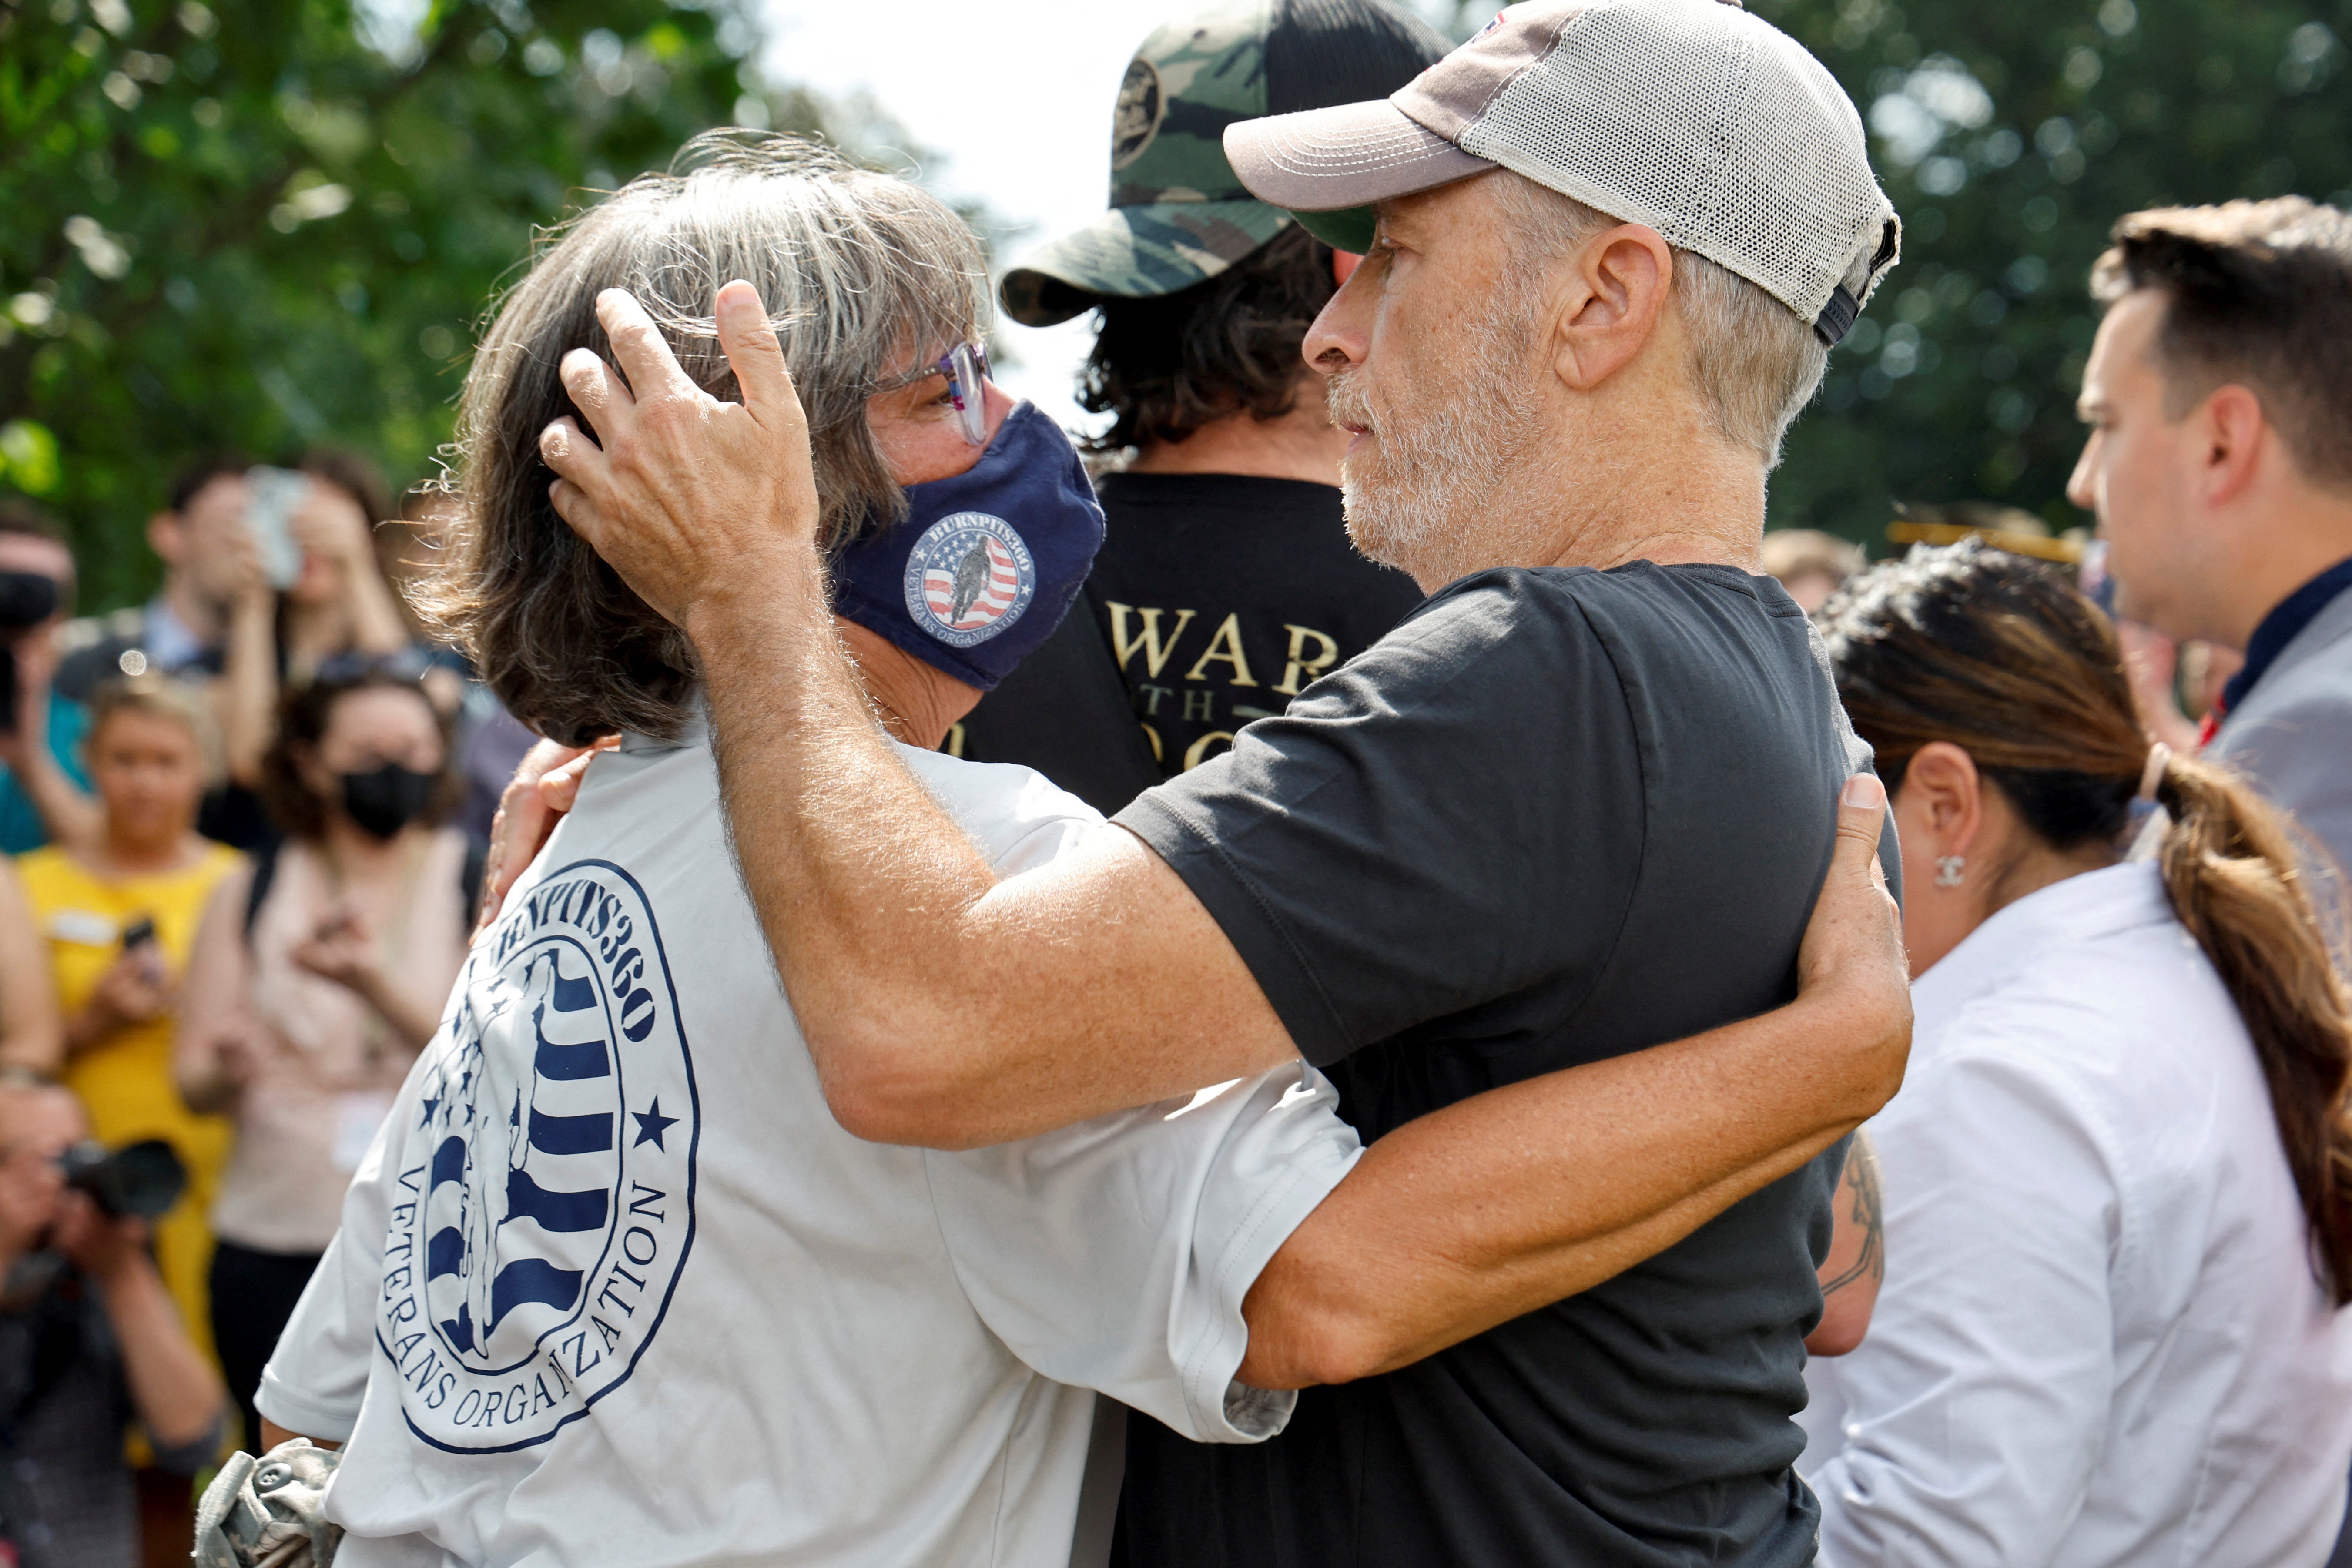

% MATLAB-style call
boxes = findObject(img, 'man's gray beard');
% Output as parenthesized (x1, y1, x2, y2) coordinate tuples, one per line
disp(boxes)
(1328, 311, 1541, 577)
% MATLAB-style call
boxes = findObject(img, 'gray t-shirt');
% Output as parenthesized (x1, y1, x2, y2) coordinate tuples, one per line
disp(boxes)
(1113, 560, 1882, 1568)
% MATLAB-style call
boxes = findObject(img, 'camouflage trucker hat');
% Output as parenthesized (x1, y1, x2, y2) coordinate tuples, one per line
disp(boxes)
(999, 0, 1449, 328)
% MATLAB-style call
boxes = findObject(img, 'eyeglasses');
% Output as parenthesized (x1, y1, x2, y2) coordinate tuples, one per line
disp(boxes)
(872, 341, 994, 445)
(935, 341, 992, 446)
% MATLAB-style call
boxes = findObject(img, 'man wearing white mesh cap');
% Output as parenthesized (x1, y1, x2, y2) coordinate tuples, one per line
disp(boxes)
(536, 0, 1910, 1562)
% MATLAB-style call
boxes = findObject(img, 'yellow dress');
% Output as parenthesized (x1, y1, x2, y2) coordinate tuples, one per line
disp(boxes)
(17, 842, 241, 1364)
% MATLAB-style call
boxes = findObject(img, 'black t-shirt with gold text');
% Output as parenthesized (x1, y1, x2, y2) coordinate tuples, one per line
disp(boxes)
(955, 472, 1424, 814)
(1110, 563, 1886, 1568)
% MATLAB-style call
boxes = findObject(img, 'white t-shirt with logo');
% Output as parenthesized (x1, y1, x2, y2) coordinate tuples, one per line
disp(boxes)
(258, 728, 1361, 1568)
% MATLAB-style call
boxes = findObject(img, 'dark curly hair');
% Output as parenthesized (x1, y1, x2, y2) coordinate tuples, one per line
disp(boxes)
(1079, 225, 1337, 454)
(259, 667, 461, 843)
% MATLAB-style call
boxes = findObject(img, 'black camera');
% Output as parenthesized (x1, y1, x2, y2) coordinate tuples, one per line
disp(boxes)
(57, 1138, 186, 1221)
(0, 571, 58, 736)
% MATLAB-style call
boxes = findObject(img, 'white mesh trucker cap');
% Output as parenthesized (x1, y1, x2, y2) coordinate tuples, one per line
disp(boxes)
(1222, 0, 1902, 345)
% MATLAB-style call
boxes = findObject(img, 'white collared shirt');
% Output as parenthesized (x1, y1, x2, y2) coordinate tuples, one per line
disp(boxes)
(1799, 861, 2352, 1567)
(258, 731, 1360, 1568)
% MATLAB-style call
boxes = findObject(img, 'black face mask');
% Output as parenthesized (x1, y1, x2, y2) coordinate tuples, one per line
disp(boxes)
(339, 763, 437, 841)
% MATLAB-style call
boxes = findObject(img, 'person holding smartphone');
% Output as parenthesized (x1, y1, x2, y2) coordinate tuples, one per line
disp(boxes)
(213, 456, 421, 842)
(13, 677, 241, 1377)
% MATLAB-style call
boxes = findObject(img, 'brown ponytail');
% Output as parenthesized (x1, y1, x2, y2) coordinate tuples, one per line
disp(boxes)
(2148, 755, 2352, 1300)
(1822, 540, 2352, 1303)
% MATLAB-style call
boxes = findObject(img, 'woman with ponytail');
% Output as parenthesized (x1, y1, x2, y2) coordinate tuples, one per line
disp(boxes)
(1802, 540, 2352, 1566)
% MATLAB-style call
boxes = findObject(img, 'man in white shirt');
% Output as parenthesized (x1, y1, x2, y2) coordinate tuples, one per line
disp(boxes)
(253, 135, 1906, 1568)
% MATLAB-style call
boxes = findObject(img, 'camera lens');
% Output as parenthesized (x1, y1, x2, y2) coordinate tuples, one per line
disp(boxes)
(57, 1138, 187, 1220)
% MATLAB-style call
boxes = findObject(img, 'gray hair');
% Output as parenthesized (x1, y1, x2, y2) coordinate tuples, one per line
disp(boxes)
(1491, 173, 1828, 468)
(416, 132, 992, 745)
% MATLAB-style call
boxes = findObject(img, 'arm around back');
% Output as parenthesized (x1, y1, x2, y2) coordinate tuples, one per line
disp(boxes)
(806, 817, 1300, 1149)
(1236, 777, 1910, 1388)
(1806, 1129, 1884, 1357)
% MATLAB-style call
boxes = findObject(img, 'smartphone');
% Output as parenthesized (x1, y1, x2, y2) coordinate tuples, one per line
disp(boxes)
(119, 915, 157, 952)
(244, 466, 311, 592)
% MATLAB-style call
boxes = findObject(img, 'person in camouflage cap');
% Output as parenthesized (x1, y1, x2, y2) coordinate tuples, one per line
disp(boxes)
(1000, 0, 1449, 327)
(960, 0, 1448, 812)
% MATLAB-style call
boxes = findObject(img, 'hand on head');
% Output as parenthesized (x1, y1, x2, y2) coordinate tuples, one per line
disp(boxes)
(540, 282, 821, 631)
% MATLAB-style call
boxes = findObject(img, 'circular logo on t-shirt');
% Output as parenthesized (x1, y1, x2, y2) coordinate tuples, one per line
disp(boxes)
(901, 511, 1035, 649)
(377, 860, 697, 1453)
(1111, 57, 1164, 170)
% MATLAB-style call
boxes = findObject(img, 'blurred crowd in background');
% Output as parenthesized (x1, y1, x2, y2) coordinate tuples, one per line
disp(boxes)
(0, 461, 516, 1560)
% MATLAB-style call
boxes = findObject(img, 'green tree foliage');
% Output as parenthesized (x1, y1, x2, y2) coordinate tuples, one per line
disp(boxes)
(0, 0, 864, 608)
(1752, 0, 2352, 545)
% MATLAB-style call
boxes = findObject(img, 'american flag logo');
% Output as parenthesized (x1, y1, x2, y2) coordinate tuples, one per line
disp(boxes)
(901, 511, 1035, 649)
(924, 533, 1020, 632)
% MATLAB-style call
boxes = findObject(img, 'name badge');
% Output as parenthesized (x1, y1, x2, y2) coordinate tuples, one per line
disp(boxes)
(48, 910, 117, 948)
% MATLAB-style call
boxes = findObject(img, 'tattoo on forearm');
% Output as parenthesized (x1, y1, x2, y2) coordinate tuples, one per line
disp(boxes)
(1822, 1135, 1884, 1296)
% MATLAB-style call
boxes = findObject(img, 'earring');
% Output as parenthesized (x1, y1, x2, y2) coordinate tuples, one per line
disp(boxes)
(1934, 854, 1967, 888)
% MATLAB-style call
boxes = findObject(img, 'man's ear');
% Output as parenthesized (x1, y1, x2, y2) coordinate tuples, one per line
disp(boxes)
(2196, 383, 2269, 508)
(147, 513, 182, 566)
(1552, 224, 1675, 392)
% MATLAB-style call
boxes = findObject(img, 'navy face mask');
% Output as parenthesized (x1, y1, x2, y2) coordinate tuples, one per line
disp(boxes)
(830, 401, 1106, 691)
